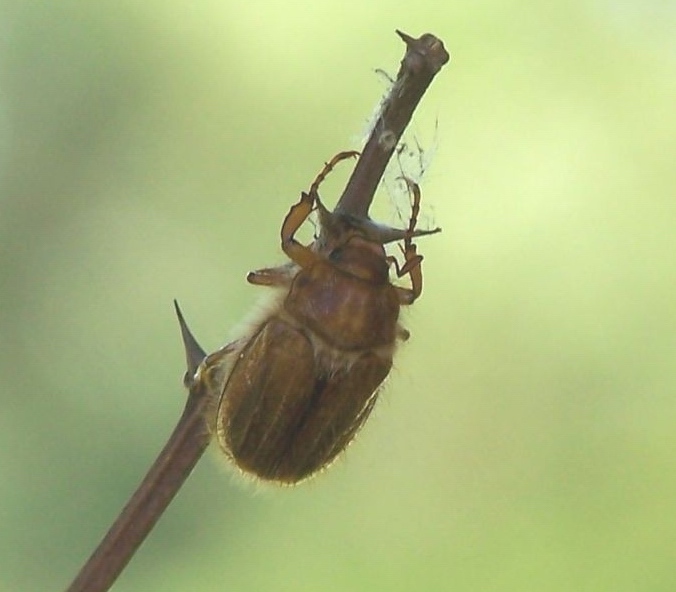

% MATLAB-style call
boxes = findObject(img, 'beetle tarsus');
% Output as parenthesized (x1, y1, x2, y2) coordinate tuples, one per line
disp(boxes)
(309, 151, 360, 196)
(247, 263, 297, 287)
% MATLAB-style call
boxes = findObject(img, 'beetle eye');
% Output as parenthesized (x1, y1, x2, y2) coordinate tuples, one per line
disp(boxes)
(329, 247, 343, 262)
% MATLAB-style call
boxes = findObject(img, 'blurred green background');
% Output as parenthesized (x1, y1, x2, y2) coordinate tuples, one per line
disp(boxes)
(1, 2, 675, 591)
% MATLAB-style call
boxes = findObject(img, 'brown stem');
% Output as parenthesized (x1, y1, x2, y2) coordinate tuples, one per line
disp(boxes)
(335, 31, 450, 218)
(65, 386, 211, 592)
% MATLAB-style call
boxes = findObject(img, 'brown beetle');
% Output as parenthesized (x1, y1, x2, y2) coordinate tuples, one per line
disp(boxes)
(179, 152, 439, 484)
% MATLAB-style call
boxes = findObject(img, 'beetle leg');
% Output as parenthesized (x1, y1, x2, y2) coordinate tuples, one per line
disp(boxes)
(399, 176, 423, 237)
(247, 262, 297, 287)
(281, 151, 359, 269)
(386, 177, 429, 305)
(387, 244, 424, 305)
(309, 150, 359, 195)
(281, 191, 319, 268)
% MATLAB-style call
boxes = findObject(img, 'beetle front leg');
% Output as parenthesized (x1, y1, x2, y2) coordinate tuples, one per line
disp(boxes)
(309, 150, 359, 195)
(388, 177, 429, 305)
(281, 151, 360, 269)
(281, 191, 318, 268)
(387, 241, 424, 305)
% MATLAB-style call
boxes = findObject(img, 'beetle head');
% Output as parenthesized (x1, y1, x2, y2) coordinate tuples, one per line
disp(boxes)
(315, 195, 441, 250)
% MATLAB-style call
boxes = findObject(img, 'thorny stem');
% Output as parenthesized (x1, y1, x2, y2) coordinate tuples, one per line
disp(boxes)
(335, 31, 450, 218)
(64, 30, 449, 592)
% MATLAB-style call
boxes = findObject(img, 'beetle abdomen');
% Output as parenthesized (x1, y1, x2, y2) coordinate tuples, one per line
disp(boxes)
(215, 317, 391, 483)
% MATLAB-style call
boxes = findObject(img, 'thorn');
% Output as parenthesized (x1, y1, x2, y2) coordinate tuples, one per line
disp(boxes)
(395, 29, 415, 46)
(173, 300, 207, 388)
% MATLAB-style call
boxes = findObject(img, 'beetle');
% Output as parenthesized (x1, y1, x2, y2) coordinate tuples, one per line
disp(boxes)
(177, 152, 440, 484)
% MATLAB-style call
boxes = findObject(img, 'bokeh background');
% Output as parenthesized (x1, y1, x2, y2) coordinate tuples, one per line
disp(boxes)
(1, 2, 675, 591)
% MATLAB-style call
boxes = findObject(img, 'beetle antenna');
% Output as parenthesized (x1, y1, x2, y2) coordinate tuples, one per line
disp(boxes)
(173, 300, 207, 388)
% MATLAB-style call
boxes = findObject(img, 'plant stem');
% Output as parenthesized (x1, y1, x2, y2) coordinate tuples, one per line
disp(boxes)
(335, 31, 450, 218)
(65, 386, 211, 592)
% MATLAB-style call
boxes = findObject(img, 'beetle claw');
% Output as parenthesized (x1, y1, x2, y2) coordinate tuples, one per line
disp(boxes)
(173, 300, 207, 389)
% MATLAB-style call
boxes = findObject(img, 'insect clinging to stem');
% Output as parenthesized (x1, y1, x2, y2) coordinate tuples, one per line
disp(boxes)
(175, 150, 440, 484)
(64, 31, 449, 592)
